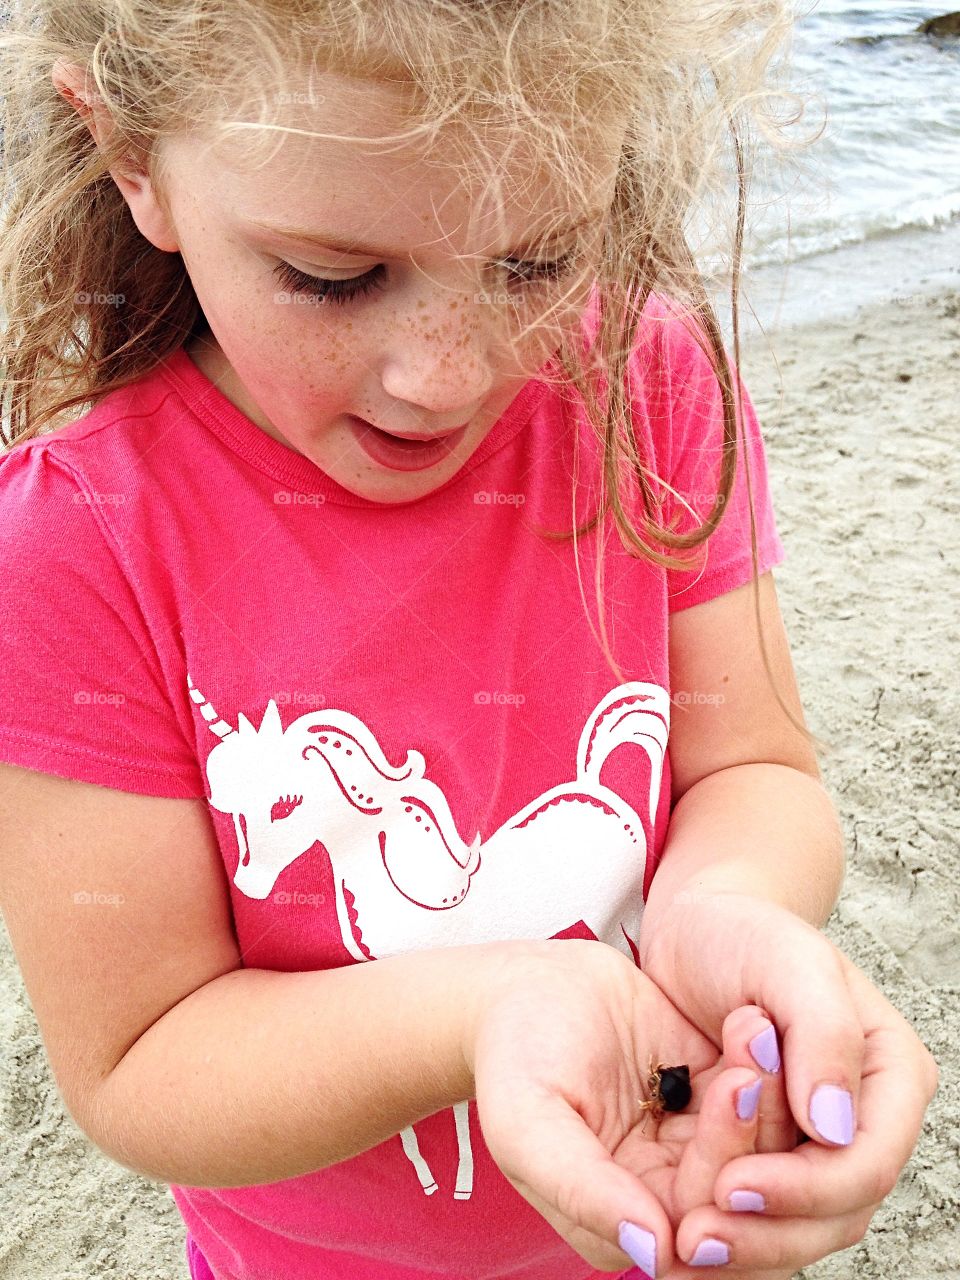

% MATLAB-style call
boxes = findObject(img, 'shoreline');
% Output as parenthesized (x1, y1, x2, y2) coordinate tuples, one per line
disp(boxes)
(710, 217, 960, 341)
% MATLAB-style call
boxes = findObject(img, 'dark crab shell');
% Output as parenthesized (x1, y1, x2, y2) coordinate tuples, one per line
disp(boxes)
(658, 1064, 692, 1112)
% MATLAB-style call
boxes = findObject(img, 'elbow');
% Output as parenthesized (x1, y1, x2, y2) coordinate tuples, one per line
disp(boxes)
(68, 1073, 180, 1187)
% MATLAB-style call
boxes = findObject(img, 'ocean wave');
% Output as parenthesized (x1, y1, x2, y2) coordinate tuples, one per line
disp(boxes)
(694, 198, 960, 279)
(745, 198, 960, 270)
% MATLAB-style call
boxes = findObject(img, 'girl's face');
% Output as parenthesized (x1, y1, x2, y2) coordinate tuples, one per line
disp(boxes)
(148, 73, 623, 503)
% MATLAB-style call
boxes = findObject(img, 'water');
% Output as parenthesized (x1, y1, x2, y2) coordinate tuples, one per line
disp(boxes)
(745, 1, 960, 268)
(0, 2, 955, 338)
(704, 1, 960, 332)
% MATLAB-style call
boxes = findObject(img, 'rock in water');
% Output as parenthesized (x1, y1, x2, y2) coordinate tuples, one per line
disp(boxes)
(918, 12, 960, 38)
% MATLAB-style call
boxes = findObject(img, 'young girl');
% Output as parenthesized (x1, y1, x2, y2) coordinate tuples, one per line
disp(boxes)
(0, 3, 937, 1279)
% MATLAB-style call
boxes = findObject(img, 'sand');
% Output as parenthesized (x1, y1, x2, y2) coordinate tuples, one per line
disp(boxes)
(737, 286, 960, 1279)
(1, 286, 958, 1280)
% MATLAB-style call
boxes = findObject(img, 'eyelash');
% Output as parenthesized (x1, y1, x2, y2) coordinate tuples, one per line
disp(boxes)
(272, 249, 580, 307)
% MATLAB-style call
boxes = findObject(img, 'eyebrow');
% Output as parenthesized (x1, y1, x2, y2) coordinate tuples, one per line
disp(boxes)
(248, 208, 606, 260)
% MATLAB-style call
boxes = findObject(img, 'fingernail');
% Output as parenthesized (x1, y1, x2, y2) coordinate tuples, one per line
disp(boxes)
(729, 1189, 766, 1212)
(736, 1077, 762, 1120)
(748, 1023, 781, 1073)
(810, 1084, 855, 1145)
(618, 1221, 656, 1278)
(689, 1237, 730, 1266)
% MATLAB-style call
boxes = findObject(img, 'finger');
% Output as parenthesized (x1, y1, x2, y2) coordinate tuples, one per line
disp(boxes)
(720, 1005, 799, 1156)
(714, 957, 939, 1220)
(672, 1062, 762, 1217)
(672, 1199, 881, 1272)
(480, 1082, 675, 1275)
(721, 1024, 942, 1223)
(752, 920, 865, 1149)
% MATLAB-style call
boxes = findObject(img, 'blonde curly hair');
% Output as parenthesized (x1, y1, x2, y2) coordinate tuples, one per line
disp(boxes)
(0, 0, 824, 750)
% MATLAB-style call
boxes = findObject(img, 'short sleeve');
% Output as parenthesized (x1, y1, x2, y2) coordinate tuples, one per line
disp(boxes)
(637, 302, 787, 612)
(0, 441, 205, 797)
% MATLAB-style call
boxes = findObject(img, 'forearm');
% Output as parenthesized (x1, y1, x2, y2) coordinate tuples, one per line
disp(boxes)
(81, 941, 532, 1188)
(638, 762, 846, 966)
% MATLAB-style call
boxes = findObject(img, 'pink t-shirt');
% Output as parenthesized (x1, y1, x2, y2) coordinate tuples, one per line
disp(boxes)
(0, 291, 785, 1280)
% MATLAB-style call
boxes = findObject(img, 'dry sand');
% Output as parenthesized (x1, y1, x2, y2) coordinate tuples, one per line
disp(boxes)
(1, 287, 958, 1279)
(739, 286, 960, 1280)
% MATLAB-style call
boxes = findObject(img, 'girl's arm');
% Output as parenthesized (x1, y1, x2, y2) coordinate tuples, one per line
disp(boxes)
(638, 568, 844, 1042)
(0, 760, 535, 1190)
(87, 941, 537, 1188)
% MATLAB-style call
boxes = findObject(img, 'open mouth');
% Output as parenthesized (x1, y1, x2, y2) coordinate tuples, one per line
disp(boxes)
(348, 416, 469, 472)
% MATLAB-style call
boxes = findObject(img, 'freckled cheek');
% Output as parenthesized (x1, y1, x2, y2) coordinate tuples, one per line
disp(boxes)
(222, 262, 364, 399)
(257, 320, 377, 425)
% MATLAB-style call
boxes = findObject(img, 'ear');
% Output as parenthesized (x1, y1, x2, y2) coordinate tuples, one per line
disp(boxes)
(51, 56, 180, 253)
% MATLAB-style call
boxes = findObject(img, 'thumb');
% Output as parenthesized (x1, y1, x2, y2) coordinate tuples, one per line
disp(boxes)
(752, 917, 863, 1149)
(480, 1083, 674, 1276)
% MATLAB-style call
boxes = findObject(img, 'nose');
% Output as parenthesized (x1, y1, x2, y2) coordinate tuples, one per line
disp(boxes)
(378, 294, 496, 420)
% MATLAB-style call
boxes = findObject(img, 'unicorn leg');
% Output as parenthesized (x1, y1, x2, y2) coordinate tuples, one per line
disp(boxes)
(399, 1123, 438, 1195)
(452, 1100, 475, 1200)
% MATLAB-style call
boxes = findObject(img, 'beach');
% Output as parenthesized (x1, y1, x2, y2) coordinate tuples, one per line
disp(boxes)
(2, 0, 959, 1271)
(0, 279, 957, 1278)
(738, 284, 960, 1279)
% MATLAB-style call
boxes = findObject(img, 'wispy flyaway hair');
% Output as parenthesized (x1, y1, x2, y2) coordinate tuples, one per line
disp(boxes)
(0, 0, 824, 747)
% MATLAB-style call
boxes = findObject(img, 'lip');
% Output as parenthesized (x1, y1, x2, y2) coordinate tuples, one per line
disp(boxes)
(347, 415, 470, 473)
(358, 419, 468, 442)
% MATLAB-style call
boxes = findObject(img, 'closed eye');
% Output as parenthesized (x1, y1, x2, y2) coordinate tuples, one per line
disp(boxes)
(272, 247, 581, 308)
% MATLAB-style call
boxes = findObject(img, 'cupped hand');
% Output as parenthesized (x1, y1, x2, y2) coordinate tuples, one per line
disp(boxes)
(462, 938, 800, 1276)
(609, 1002, 804, 1279)
(638, 893, 940, 1274)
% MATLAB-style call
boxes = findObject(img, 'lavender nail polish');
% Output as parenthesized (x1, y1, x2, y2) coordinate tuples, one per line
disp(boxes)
(810, 1084, 854, 1145)
(689, 1237, 730, 1266)
(736, 1077, 762, 1120)
(748, 1024, 781, 1073)
(619, 1221, 656, 1278)
(729, 1189, 766, 1212)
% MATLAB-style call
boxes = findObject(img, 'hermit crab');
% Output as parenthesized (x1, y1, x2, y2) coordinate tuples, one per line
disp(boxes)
(637, 1056, 692, 1133)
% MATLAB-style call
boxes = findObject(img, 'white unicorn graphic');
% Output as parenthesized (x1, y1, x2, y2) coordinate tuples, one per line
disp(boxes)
(187, 674, 669, 1199)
